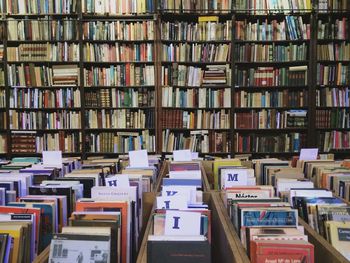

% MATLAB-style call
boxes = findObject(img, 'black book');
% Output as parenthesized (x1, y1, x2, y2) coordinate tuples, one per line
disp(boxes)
(147, 239, 211, 263)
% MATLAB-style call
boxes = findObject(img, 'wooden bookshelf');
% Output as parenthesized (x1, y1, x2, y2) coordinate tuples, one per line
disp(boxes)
(0, 0, 348, 159)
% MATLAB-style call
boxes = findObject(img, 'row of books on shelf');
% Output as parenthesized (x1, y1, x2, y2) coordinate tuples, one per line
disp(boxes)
(316, 87, 350, 107)
(317, 43, 350, 61)
(235, 66, 308, 87)
(83, 20, 155, 41)
(86, 131, 155, 153)
(9, 110, 81, 130)
(234, 0, 312, 13)
(318, 0, 350, 11)
(11, 131, 81, 153)
(83, 43, 153, 62)
(85, 88, 155, 108)
(159, 0, 232, 13)
(318, 130, 350, 151)
(162, 129, 230, 153)
(84, 64, 155, 86)
(234, 43, 308, 62)
(162, 43, 230, 62)
(317, 18, 349, 40)
(85, 109, 155, 129)
(0, 90, 5, 108)
(317, 64, 350, 86)
(7, 19, 78, 41)
(315, 109, 350, 129)
(235, 132, 306, 153)
(161, 109, 230, 129)
(7, 43, 80, 62)
(162, 86, 231, 108)
(161, 20, 232, 41)
(235, 89, 308, 108)
(161, 64, 230, 87)
(8, 64, 79, 87)
(6, 0, 78, 14)
(82, 0, 155, 14)
(234, 109, 307, 129)
(235, 17, 310, 41)
(9, 87, 81, 108)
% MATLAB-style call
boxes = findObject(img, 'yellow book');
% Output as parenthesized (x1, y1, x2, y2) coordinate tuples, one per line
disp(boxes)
(0, 224, 24, 263)
(198, 16, 219, 23)
(213, 159, 241, 189)
(325, 221, 350, 260)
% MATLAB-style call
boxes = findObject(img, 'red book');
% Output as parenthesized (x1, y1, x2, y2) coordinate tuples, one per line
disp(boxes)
(250, 240, 314, 263)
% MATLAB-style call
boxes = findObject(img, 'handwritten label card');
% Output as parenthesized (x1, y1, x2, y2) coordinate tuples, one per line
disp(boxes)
(221, 169, 248, 189)
(129, 150, 149, 168)
(105, 174, 130, 188)
(299, 148, 318, 161)
(156, 195, 188, 210)
(173, 150, 192, 162)
(42, 151, 62, 166)
(164, 210, 201, 236)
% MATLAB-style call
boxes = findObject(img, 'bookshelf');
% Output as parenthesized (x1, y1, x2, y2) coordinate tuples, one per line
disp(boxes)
(232, 1, 312, 156)
(81, 0, 156, 156)
(0, 6, 6, 155)
(158, 3, 233, 154)
(315, 0, 350, 155)
(4, 0, 82, 156)
(0, 0, 348, 159)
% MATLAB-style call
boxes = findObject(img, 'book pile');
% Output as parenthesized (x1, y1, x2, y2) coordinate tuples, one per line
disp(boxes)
(202, 65, 229, 85)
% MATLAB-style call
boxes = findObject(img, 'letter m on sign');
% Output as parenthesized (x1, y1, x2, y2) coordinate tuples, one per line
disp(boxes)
(228, 173, 238, 182)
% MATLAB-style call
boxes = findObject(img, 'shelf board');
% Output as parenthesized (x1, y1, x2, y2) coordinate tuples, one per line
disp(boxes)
(161, 39, 231, 44)
(235, 39, 309, 44)
(85, 106, 154, 110)
(234, 85, 308, 90)
(316, 128, 350, 131)
(85, 85, 155, 89)
(85, 151, 156, 155)
(161, 61, 230, 65)
(5, 13, 79, 18)
(9, 107, 81, 111)
(9, 85, 80, 89)
(162, 107, 230, 110)
(10, 129, 81, 132)
(235, 61, 309, 65)
(85, 128, 155, 132)
(162, 128, 231, 131)
(7, 40, 79, 44)
(82, 39, 154, 44)
(235, 107, 308, 110)
(235, 128, 308, 132)
(81, 14, 156, 20)
(316, 106, 350, 109)
(162, 85, 231, 89)
(7, 60, 79, 65)
(83, 61, 154, 65)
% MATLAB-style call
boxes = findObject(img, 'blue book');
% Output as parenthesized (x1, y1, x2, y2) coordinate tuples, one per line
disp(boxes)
(162, 178, 202, 188)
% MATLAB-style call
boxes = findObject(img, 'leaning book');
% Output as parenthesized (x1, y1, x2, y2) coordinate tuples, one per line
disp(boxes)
(48, 233, 111, 263)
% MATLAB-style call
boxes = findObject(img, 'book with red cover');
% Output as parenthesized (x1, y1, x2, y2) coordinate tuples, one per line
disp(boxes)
(250, 240, 314, 263)
(75, 200, 128, 263)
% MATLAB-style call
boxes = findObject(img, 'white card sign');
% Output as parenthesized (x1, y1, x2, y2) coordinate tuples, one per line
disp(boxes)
(221, 169, 248, 189)
(128, 150, 149, 168)
(164, 210, 201, 236)
(105, 174, 130, 188)
(173, 150, 192, 162)
(42, 151, 62, 166)
(299, 148, 318, 161)
(156, 195, 188, 210)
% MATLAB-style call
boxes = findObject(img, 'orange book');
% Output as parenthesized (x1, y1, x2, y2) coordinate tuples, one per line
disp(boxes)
(75, 200, 128, 263)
